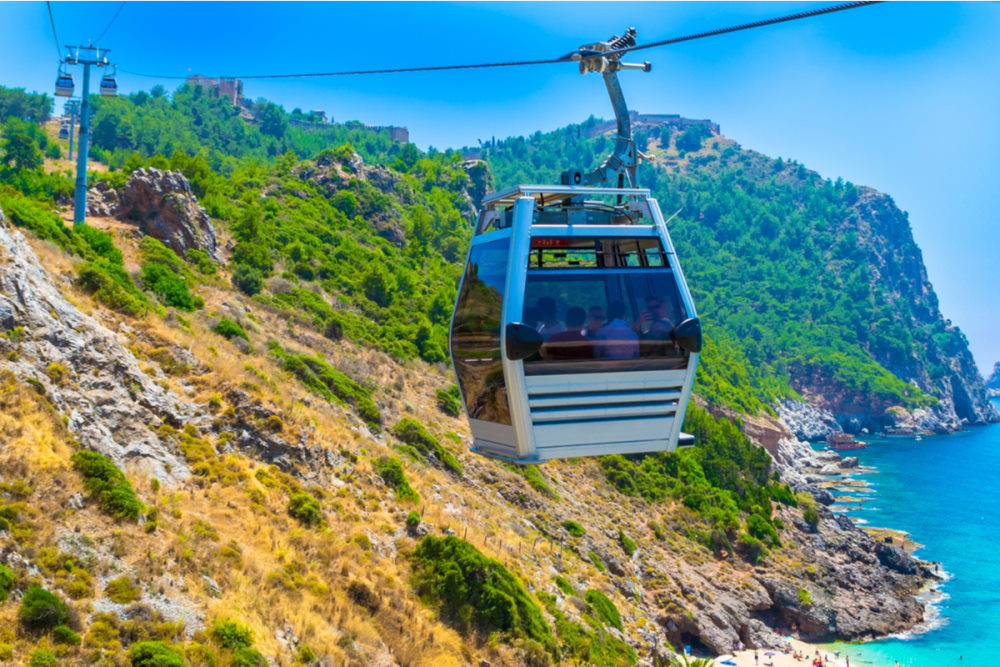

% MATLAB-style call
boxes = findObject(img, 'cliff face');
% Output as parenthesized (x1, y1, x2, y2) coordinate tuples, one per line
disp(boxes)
(832, 188, 997, 430)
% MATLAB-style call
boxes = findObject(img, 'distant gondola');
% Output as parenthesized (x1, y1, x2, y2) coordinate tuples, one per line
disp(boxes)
(55, 66, 74, 97)
(99, 69, 118, 97)
(449, 29, 701, 463)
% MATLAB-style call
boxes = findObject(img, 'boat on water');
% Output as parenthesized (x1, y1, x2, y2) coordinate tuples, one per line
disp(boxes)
(882, 425, 926, 438)
(826, 432, 868, 450)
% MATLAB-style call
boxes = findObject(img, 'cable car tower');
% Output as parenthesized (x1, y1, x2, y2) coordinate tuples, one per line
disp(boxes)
(54, 45, 117, 226)
(449, 29, 702, 464)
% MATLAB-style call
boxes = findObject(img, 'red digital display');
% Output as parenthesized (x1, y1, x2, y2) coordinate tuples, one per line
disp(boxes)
(531, 238, 569, 248)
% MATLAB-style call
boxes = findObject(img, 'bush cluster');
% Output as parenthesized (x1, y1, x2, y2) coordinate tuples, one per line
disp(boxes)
(269, 343, 381, 429)
(138, 237, 204, 311)
(375, 456, 419, 503)
(287, 492, 323, 527)
(70, 450, 144, 521)
(391, 418, 461, 475)
(410, 536, 554, 653)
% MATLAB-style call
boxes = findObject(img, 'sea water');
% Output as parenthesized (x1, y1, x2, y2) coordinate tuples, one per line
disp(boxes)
(824, 398, 1000, 667)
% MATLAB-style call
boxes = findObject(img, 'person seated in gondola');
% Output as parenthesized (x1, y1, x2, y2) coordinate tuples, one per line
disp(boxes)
(596, 301, 638, 359)
(541, 307, 594, 360)
(636, 294, 675, 356)
(583, 305, 605, 339)
(535, 296, 566, 340)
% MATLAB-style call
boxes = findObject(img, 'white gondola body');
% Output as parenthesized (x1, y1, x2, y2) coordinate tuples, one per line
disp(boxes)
(55, 76, 74, 98)
(449, 185, 700, 464)
(99, 76, 118, 97)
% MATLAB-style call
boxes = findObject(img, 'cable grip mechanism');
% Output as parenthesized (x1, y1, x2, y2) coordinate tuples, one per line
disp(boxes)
(561, 28, 651, 190)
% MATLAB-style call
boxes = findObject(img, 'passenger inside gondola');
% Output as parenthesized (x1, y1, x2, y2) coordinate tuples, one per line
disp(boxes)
(541, 307, 593, 360)
(596, 301, 639, 359)
(637, 294, 675, 356)
(584, 306, 605, 339)
(535, 296, 566, 340)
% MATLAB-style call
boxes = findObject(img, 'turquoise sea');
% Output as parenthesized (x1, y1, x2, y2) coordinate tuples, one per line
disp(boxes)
(823, 398, 1000, 667)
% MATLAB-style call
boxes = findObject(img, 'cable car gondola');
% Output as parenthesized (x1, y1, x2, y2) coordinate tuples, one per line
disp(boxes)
(100, 67, 118, 97)
(55, 65, 74, 97)
(449, 29, 702, 464)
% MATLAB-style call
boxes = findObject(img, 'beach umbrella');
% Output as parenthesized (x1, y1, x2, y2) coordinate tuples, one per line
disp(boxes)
(765, 651, 776, 656)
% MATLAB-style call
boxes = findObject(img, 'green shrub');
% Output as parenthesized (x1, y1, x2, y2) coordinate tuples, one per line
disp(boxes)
(0, 563, 13, 602)
(391, 418, 461, 475)
(211, 619, 254, 649)
(435, 386, 462, 417)
(618, 530, 637, 557)
(553, 576, 574, 596)
(269, 343, 381, 429)
(797, 588, 813, 607)
(213, 318, 249, 341)
(562, 520, 585, 538)
(410, 536, 554, 652)
(738, 534, 768, 564)
(231, 647, 267, 666)
(70, 450, 143, 520)
(28, 647, 57, 667)
(537, 591, 636, 666)
(53, 624, 81, 645)
(405, 511, 421, 529)
(18, 585, 70, 631)
(746, 514, 781, 548)
(288, 492, 323, 527)
(588, 551, 606, 573)
(141, 261, 202, 311)
(186, 248, 217, 275)
(584, 589, 623, 630)
(130, 640, 186, 667)
(803, 507, 820, 531)
(375, 457, 419, 503)
(232, 264, 264, 295)
(77, 258, 150, 317)
(105, 576, 142, 603)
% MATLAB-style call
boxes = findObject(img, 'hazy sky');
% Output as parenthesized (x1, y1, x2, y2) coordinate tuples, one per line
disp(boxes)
(1, 2, 997, 374)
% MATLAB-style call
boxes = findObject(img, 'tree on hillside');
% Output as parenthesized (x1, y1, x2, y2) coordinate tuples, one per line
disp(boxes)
(0, 87, 51, 122)
(1, 122, 43, 171)
(254, 100, 288, 139)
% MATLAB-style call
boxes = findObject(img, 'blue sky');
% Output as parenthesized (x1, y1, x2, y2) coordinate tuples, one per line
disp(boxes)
(1, 2, 998, 374)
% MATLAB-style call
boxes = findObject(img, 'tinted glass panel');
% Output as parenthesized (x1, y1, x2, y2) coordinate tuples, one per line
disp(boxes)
(522, 269, 689, 375)
(528, 237, 669, 269)
(450, 239, 512, 424)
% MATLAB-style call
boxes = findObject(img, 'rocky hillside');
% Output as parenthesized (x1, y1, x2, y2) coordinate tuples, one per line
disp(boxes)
(0, 201, 934, 666)
(473, 114, 998, 437)
(0, 80, 945, 665)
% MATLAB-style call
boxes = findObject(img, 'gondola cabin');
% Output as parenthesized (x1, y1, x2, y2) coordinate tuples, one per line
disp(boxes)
(55, 73, 74, 97)
(449, 185, 701, 463)
(99, 73, 118, 97)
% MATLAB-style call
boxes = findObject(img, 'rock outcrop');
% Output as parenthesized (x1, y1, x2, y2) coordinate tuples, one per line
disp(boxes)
(787, 188, 997, 432)
(777, 398, 841, 441)
(0, 207, 192, 482)
(987, 362, 1000, 398)
(116, 168, 220, 261)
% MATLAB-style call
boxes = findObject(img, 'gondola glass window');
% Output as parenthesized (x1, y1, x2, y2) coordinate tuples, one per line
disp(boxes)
(451, 238, 512, 424)
(523, 237, 690, 375)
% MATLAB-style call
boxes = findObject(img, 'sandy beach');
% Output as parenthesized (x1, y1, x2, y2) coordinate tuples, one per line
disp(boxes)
(712, 639, 851, 667)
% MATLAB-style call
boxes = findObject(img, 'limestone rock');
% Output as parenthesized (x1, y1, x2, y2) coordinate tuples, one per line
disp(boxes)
(116, 168, 219, 261)
(0, 208, 191, 483)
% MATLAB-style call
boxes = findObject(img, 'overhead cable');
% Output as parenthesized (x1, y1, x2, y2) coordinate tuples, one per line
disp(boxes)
(45, 1, 62, 61)
(94, 1, 126, 44)
(120, 1, 882, 81)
